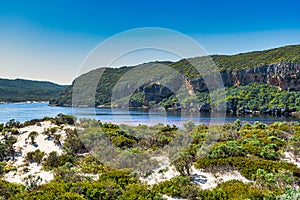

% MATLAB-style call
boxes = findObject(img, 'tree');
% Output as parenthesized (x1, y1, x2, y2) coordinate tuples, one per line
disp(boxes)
(4, 136, 17, 160)
(25, 150, 45, 164)
(63, 129, 87, 156)
(53, 134, 61, 146)
(22, 174, 42, 191)
(171, 151, 193, 176)
(28, 131, 38, 144)
(43, 151, 59, 168)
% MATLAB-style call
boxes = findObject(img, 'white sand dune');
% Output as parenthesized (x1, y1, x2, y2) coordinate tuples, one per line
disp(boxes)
(140, 156, 251, 190)
(4, 121, 72, 184)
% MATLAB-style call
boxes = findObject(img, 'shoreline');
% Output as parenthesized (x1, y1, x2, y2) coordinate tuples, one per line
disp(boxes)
(49, 103, 300, 118)
(0, 101, 49, 104)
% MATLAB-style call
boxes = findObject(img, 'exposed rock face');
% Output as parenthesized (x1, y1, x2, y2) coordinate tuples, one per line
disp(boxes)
(129, 83, 174, 108)
(144, 84, 174, 103)
(51, 60, 300, 115)
(199, 102, 211, 112)
(125, 62, 300, 113)
(190, 62, 300, 92)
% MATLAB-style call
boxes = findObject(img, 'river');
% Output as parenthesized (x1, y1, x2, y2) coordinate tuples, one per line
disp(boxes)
(0, 102, 297, 126)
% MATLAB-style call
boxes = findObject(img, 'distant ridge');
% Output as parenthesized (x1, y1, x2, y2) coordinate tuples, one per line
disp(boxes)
(0, 78, 68, 102)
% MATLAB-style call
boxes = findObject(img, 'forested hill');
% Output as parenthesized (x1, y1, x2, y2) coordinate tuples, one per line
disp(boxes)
(50, 44, 300, 113)
(0, 78, 67, 102)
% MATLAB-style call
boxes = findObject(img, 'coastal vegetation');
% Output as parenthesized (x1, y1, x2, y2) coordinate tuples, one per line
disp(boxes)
(0, 116, 299, 199)
(161, 83, 300, 113)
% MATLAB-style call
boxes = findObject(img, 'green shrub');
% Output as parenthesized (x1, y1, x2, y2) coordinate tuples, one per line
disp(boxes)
(198, 180, 275, 199)
(22, 174, 42, 191)
(28, 131, 38, 144)
(278, 189, 300, 200)
(120, 184, 161, 200)
(253, 169, 295, 190)
(153, 176, 200, 198)
(208, 141, 247, 159)
(43, 151, 60, 168)
(171, 151, 193, 176)
(98, 169, 139, 188)
(195, 156, 300, 180)
(25, 150, 45, 163)
(0, 180, 24, 199)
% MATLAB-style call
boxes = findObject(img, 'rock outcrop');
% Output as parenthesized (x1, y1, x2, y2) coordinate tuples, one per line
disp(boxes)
(129, 83, 174, 109)
(190, 62, 300, 92)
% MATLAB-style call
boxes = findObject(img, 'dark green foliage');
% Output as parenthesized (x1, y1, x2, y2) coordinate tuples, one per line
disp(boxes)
(98, 169, 139, 188)
(28, 131, 38, 144)
(43, 151, 59, 168)
(171, 151, 193, 176)
(208, 141, 247, 158)
(22, 119, 44, 127)
(63, 129, 87, 156)
(5, 119, 21, 128)
(51, 67, 132, 107)
(55, 114, 76, 125)
(0, 162, 5, 175)
(161, 83, 300, 111)
(0, 180, 25, 199)
(198, 180, 275, 200)
(0, 135, 17, 161)
(225, 83, 300, 111)
(212, 44, 300, 71)
(2, 119, 300, 199)
(153, 176, 201, 198)
(0, 78, 67, 102)
(78, 154, 105, 174)
(25, 150, 45, 163)
(22, 174, 42, 191)
(43, 151, 74, 169)
(195, 156, 300, 180)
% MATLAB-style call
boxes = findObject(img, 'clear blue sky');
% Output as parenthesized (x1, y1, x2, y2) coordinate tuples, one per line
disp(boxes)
(1, 0, 300, 84)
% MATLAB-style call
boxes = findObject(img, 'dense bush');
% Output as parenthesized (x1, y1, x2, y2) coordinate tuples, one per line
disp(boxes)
(55, 114, 76, 125)
(195, 156, 300, 180)
(171, 151, 193, 176)
(28, 131, 38, 144)
(0, 180, 25, 199)
(44, 153, 75, 169)
(253, 168, 296, 190)
(63, 129, 87, 156)
(2, 119, 300, 199)
(278, 189, 300, 200)
(78, 154, 105, 174)
(208, 141, 247, 158)
(153, 176, 201, 198)
(25, 150, 45, 163)
(198, 180, 275, 199)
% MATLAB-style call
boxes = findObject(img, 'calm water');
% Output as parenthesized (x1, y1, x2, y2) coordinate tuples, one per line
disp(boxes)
(0, 102, 297, 126)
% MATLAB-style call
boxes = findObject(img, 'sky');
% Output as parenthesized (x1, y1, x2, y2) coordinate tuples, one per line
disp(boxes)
(0, 0, 300, 84)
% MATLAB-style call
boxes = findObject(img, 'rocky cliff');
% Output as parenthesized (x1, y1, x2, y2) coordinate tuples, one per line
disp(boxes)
(190, 62, 300, 92)
(50, 44, 300, 115)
